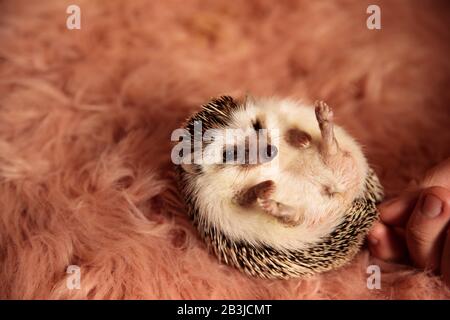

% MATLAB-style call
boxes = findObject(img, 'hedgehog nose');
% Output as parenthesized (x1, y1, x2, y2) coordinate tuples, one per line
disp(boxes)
(260, 144, 278, 163)
(267, 144, 278, 158)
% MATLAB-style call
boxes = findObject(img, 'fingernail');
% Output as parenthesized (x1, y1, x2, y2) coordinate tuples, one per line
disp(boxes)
(421, 194, 442, 218)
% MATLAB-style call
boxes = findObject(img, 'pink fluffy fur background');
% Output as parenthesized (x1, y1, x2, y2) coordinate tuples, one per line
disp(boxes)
(0, 0, 450, 299)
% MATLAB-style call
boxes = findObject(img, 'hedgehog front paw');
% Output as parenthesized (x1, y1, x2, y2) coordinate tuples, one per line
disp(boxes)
(286, 128, 312, 149)
(234, 180, 300, 227)
(257, 198, 301, 227)
(277, 213, 303, 227)
(254, 180, 276, 199)
(233, 180, 275, 207)
(254, 183, 300, 227)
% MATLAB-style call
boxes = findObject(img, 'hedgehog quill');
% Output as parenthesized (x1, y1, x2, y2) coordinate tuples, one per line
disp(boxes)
(174, 96, 384, 279)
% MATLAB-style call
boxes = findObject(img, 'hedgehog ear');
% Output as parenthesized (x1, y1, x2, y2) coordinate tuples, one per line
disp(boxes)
(180, 150, 197, 174)
(181, 163, 197, 174)
(243, 92, 256, 105)
(204, 95, 241, 112)
(231, 92, 254, 107)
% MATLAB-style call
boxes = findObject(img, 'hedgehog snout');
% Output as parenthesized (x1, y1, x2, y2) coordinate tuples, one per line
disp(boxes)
(259, 144, 278, 163)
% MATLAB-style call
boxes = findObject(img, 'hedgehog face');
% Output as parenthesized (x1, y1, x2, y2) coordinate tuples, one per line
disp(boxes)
(179, 96, 370, 250)
(198, 109, 280, 170)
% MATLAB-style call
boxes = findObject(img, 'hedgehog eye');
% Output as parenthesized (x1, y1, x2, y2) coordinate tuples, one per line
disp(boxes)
(223, 146, 237, 164)
(252, 118, 262, 131)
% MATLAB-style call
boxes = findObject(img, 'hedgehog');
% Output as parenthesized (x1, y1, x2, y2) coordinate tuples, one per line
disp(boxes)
(173, 95, 384, 279)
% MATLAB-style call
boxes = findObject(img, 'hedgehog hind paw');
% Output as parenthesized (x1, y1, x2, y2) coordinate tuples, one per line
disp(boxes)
(257, 198, 300, 227)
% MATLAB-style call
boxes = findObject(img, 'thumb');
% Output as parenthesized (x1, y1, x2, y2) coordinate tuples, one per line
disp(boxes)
(405, 186, 450, 270)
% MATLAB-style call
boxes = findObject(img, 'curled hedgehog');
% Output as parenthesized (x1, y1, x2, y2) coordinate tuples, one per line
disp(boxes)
(174, 96, 384, 279)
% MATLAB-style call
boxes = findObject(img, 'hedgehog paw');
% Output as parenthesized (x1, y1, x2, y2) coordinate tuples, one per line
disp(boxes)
(277, 213, 303, 227)
(254, 180, 276, 199)
(314, 100, 339, 158)
(314, 100, 333, 124)
(257, 197, 300, 227)
(233, 180, 275, 207)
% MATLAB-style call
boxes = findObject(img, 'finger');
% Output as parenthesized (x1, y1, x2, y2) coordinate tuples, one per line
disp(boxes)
(421, 157, 450, 190)
(406, 186, 450, 270)
(441, 228, 450, 288)
(368, 221, 408, 262)
(378, 191, 419, 227)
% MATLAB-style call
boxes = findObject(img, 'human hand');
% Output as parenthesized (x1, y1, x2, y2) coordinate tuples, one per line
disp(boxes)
(368, 158, 450, 287)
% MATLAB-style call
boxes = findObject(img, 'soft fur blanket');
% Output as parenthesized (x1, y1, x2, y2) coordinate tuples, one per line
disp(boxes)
(0, 0, 449, 299)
